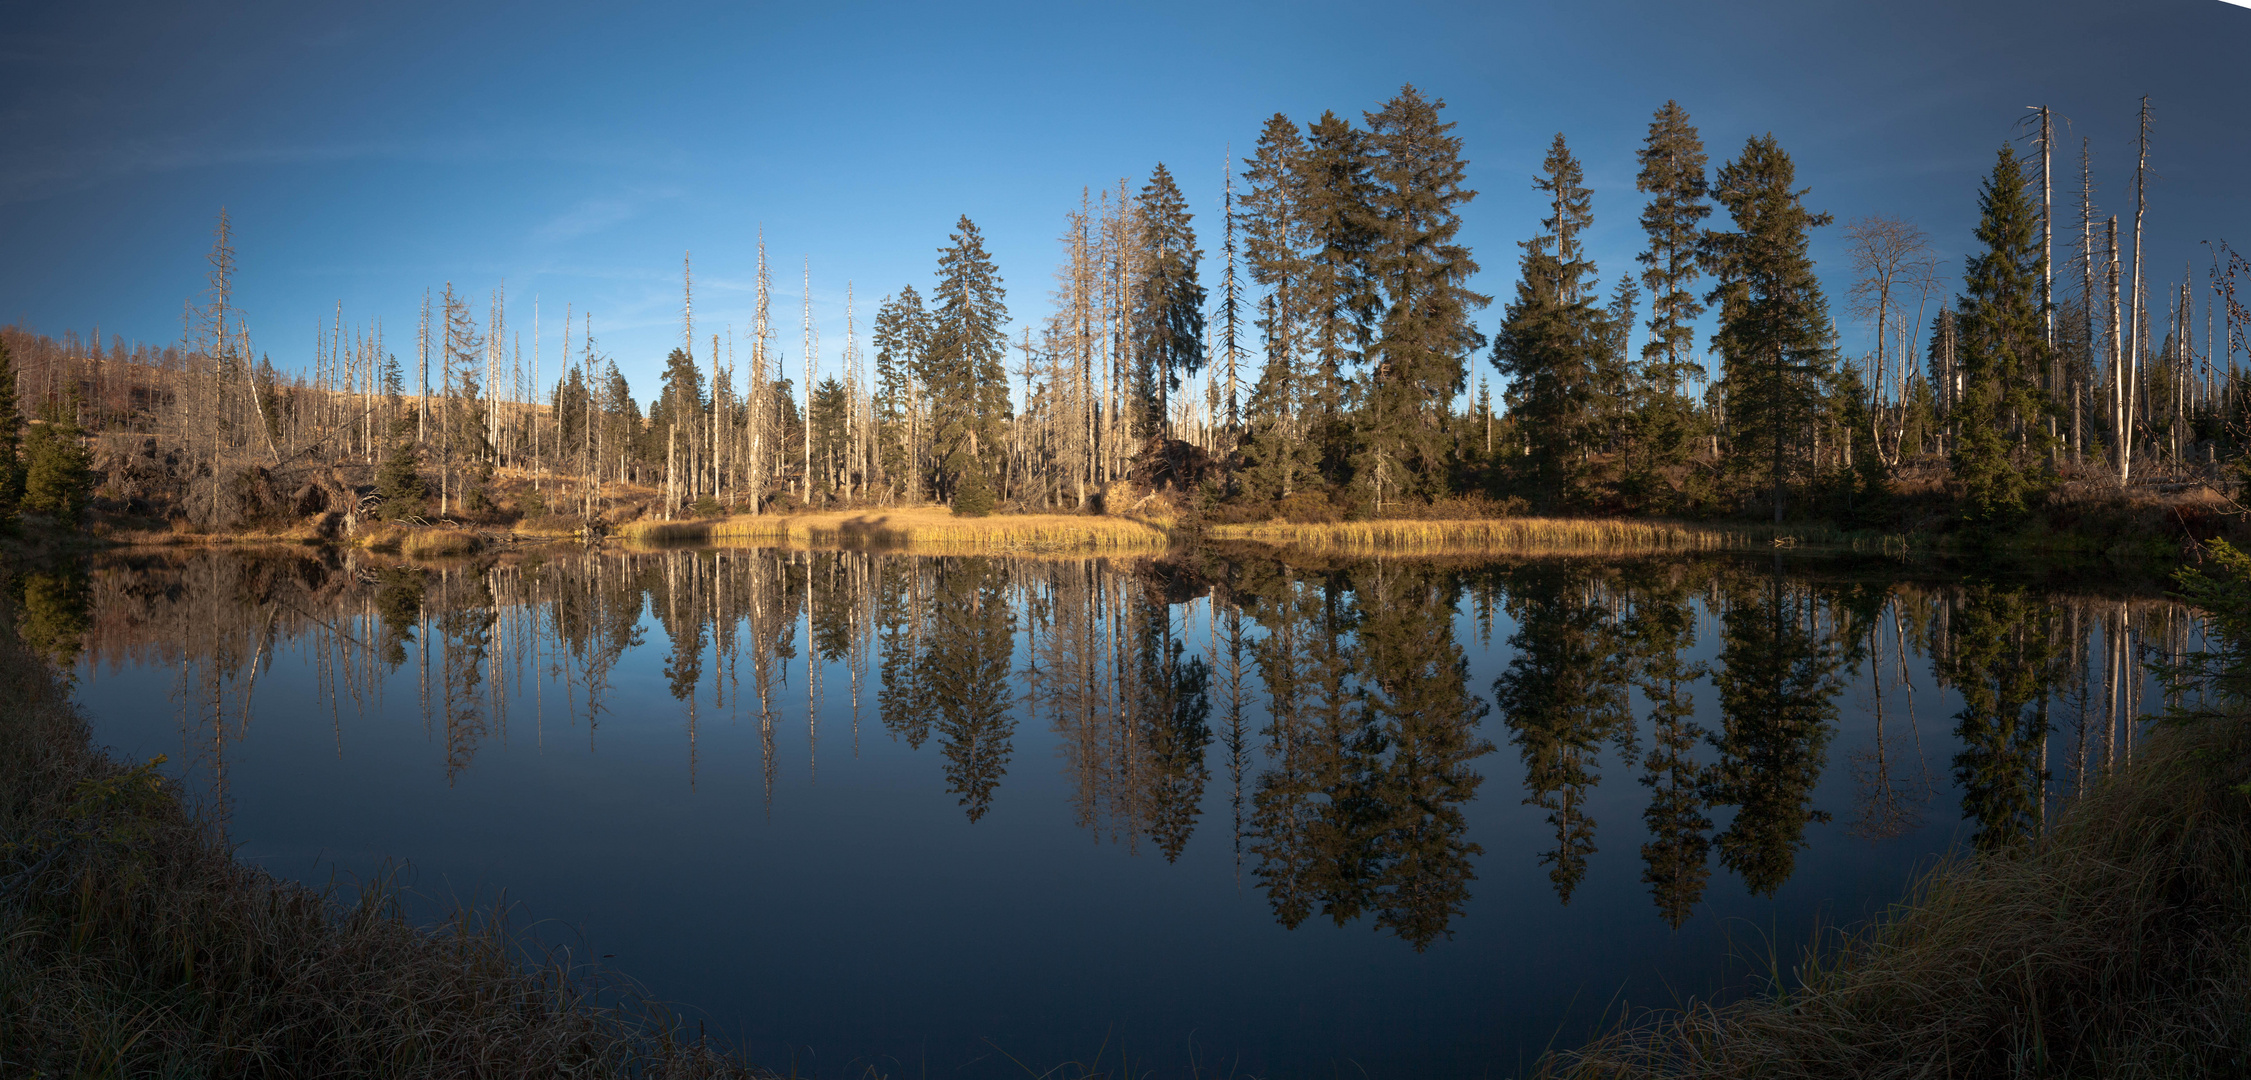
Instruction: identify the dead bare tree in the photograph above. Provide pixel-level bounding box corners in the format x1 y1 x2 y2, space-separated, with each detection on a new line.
1845 215 1938 466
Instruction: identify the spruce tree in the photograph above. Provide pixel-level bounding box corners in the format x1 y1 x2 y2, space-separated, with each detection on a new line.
872 286 928 487
1359 85 1488 505
1632 101 1712 492
375 423 427 521
1704 134 1837 523
924 216 1010 498
1238 115 1316 500
0 336 20 524
1493 134 1601 508
20 399 93 525
1298 109 1379 480
1134 164 1206 435
1952 145 2054 526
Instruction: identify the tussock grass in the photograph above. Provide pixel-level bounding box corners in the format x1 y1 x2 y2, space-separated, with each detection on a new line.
0 593 763 1077
619 506 1170 554
1542 713 2251 1079
1204 517 1866 556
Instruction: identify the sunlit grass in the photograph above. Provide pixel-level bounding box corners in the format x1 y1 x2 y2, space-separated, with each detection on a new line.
617 506 1171 554
1204 517 1866 556
1540 710 2251 1078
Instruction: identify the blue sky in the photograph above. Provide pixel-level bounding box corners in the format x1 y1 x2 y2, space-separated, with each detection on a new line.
3 0 2247 407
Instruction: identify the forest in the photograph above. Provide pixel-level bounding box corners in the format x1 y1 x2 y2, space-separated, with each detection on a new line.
0 87 2243 539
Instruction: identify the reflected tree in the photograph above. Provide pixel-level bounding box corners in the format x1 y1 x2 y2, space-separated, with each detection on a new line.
922 559 1017 821
1938 583 2058 850
1705 567 1843 897
1619 566 1711 928
1493 563 1631 904
1133 590 1212 861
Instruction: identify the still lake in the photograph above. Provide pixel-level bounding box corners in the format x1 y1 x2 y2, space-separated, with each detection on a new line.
46 544 2197 1078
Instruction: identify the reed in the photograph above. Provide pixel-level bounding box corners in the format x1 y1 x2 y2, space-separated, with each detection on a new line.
0 592 764 1077
618 506 1170 554
1204 517 1863 556
1541 710 2251 1079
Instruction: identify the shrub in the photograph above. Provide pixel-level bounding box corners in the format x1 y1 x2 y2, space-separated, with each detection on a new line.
691 494 724 518
20 402 94 525
1276 490 1340 524
952 469 996 517
374 439 426 521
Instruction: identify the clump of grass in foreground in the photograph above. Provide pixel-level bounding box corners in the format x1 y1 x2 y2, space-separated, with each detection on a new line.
1204 517 1877 556
1541 712 2251 1079
620 506 1169 553
0 596 764 1077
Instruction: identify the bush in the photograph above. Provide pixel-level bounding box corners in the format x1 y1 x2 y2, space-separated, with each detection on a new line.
374 439 426 522
691 495 724 519
20 403 94 525
1276 490 1340 524
951 469 996 517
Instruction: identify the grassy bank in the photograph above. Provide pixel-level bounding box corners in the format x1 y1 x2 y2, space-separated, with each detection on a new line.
1203 517 1897 557
618 505 1172 554
0 592 761 1077
1542 711 2251 1079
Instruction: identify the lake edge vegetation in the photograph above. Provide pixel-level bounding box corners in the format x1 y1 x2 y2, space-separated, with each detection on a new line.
0 578 767 1077
3 92 2246 562
1538 539 2251 1079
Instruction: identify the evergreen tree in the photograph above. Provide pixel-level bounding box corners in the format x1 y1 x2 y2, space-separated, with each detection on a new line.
0 336 20 524
810 375 850 493
1704 134 1837 522
374 422 427 521
1238 115 1317 500
1493 564 1631 904
923 216 1010 498
872 286 929 487
1596 274 1640 462
1134 164 1206 434
1493 134 1602 508
1359 85 1489 505
1938 583 2057 850
921 560 1017 821
1705 572 1841 897
20 399 94 525
1298 109 1379 478
1632 100 1712 491
1952 145 2055 526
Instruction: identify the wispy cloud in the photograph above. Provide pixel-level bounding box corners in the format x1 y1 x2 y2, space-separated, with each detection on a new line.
531 188 680 243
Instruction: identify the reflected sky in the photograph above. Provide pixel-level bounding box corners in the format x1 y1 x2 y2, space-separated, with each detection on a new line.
52 546 2203 1079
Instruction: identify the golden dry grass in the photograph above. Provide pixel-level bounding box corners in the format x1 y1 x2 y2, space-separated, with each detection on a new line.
618 506 1171 554
1541 713 2251 1079
1204 517 1830 557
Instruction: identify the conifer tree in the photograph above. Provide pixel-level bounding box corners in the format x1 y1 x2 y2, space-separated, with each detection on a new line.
1704 134 1837 522
1238 115 1316 500
924 216 1010 499
1952 145 2054 525
0 336 21 524
21 399 93 525
1359 85 1488 504
1298 109 1379 478
374 422 427 521
1493 134 1602 508
1632 101 1712 487
1134 164 1206 435
872 287 928 491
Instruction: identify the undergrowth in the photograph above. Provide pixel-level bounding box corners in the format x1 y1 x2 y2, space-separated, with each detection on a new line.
1539 708 2251 1079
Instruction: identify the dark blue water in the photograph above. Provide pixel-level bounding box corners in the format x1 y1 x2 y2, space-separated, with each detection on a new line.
54 547 2189 1078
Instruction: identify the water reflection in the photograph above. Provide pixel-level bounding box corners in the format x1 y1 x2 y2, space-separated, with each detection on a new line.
55 546 2212 948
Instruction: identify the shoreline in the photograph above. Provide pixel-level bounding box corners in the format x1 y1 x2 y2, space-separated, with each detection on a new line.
0 587 766 1077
